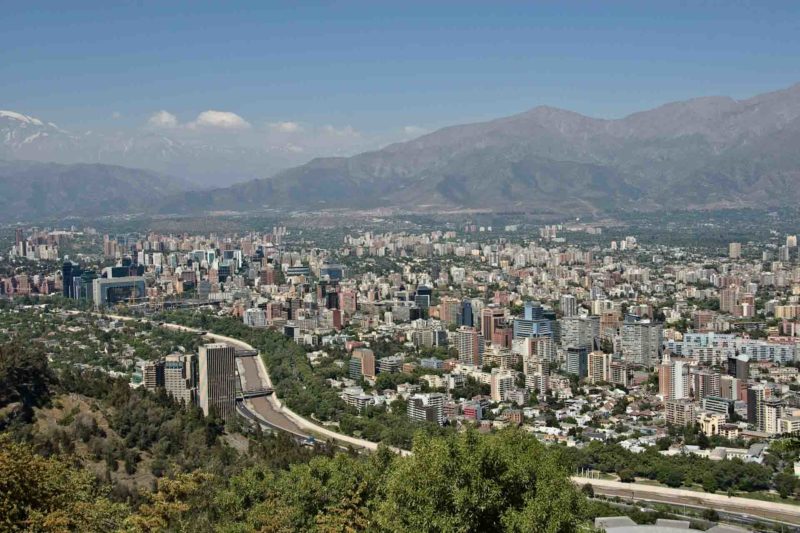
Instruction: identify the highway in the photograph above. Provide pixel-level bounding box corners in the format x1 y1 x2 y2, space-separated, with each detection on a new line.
574 477 800 527
81 312 799 525
155 317 410 454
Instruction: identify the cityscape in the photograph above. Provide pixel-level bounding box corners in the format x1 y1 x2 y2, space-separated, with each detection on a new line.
3 2 800 532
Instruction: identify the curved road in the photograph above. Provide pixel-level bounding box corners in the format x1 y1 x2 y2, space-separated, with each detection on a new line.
104 314 408 454
85 312 800 525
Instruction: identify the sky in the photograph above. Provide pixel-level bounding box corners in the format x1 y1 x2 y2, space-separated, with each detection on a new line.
2 1 800 160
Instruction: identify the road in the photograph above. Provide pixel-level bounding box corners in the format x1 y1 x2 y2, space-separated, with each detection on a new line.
79 312 798 524
154 317 410 454
574 477 800 526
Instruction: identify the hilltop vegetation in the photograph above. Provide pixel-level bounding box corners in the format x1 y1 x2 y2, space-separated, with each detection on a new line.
0 324 599 532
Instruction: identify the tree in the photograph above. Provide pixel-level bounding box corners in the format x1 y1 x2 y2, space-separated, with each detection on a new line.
618 469 635 483
774 472 797 499
0 436 129 531
377 428 586 532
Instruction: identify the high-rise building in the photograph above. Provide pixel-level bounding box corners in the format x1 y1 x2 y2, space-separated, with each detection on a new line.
481 307 505 341
455 326 484 366
609 360 629 387
746 384 766 429
560 294 578 317
438 297 461 326
350 347 376 379
658 355 689 400
164 353 196 404
91 276 146 307
198 343 237 422
720 287 739 313
490 369 515 402
763 399 784 435
565 347 589 379
665 399 695 426
560 316 600 350
457 300 474 328
407 393 445 425
143 360 165 391
727 356 750 381
588 351 611 383
691 369 720 400
729 242 741 259
621 316 663 367
512 301 552 338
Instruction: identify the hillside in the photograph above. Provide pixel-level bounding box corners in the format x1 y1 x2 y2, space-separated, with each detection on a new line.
165 82 800 214
0 159 189 221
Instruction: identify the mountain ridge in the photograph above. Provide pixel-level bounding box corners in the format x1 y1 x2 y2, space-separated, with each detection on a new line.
158 82 800 214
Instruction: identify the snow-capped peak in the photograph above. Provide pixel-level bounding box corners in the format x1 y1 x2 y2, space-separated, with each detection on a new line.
0 110 44 126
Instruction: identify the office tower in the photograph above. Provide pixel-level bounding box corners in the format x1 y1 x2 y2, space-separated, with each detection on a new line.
455 326 484 366
143 360 165 391
481 307 504 341
164 353 196 404
490 369 515 402
91 276 146 307
727 356 750 381
560 315 600 350
620 316 663 367
438 297 461 326
513 301 552 338
407 393 445 425
198 343 237 422
565 347 589 379
588 351 611 384
457 299 474 327
414 285 432 309
560 294 578 317
61 261 77 298
350 347 376 379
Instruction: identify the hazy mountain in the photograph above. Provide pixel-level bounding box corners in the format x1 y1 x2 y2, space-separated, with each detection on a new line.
0 111 299 188
0 159 189 222
166 82 800 214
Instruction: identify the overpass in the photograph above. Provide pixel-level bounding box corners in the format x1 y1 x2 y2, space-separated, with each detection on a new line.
236 387 273 400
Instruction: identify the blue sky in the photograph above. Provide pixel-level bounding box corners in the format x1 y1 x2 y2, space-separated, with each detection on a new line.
2 1 800 136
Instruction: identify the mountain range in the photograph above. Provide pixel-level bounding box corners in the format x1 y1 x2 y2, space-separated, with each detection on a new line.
0 111 302 188
0 159 188 221
5 82 800 220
